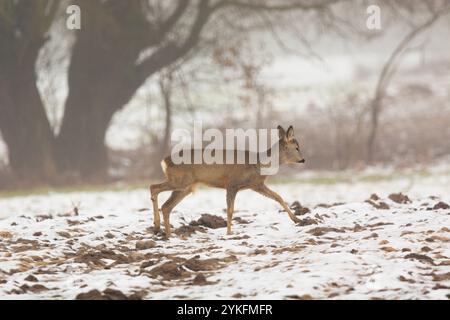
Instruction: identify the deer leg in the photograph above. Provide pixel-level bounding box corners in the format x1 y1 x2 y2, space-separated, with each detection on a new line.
226 188 238 235
252 184 300 224
150 181 174 234
161 188 191 237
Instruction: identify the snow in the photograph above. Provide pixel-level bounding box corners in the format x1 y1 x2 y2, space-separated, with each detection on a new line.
0 170 449 299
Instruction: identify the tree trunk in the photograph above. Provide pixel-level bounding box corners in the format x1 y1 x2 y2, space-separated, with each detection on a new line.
0 45 57 183
159 75 173 156
55 73 137 178
54 35 139 178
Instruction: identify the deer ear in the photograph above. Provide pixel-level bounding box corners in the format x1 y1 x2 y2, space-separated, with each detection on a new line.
277 125 286 140
286 126 294 141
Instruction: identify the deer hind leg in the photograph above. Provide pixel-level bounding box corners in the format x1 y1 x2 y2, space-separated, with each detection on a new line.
161 188 192 237
150 181 175 234
226 188 238 235
252 184 300 224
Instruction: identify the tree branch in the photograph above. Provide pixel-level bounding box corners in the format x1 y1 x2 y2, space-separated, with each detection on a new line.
159 0 191 35
135 0 212 85
213 0 343 11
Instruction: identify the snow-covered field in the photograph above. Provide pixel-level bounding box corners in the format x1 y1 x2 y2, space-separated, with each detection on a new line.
0 169 449 300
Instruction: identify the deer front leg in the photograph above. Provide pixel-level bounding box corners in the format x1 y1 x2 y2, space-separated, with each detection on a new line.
226 188 238 235
252 184 300 224
150 181 173 234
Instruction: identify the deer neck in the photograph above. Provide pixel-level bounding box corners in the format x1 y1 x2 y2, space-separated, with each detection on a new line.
258 139 285 168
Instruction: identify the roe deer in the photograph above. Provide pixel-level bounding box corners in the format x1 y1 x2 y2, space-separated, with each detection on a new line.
150 125 305 237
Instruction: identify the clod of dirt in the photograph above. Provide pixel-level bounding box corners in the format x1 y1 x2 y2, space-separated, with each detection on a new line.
105 232 115 239
363 232 378 240
290 201 311 215
33 232 42 237
184 256 221 272
75 288 142 300
192 274 208 285
233 217 250 224
76 289 114 300
296 218 318 226
365 199 390 210
388 193 411 204
431 272 450 282
12 239 40 252
398 275 415 284
368 222 393 228
174 225 206 237
429 235 450 242
101 288 130 300
135 240 156 250
36 214 53 222
140 260 158 269
307 227 345 236
190 214 227 229
19 284 48 293
0 231 13 239
316 202 345 208
249 249 267 256
74 249 130 267
24 275 38 282
149 261 188 280
370 194 380 201
57 231 71 238
404 253 434 265
285 294 313 300
433 201 450 210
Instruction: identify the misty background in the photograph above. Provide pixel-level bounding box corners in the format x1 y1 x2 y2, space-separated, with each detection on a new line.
1 0 450 190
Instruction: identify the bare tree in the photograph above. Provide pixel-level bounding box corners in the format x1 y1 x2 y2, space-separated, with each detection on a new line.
366 2 450 163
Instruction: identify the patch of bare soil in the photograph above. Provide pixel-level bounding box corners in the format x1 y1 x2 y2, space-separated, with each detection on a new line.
404 253 434 265
174 225 206 237
365 194 390 210
0 231 13 238
75 288 144 300
296 218 318 226
389 193 411 204
191 273 215 286
190 214 227 229
285 294 314 300
433 201 450 210
431 272 450 282
315 202 345 208
145 254 238 281
307 227 345 236
135 240 156 250
233 217 250 224
184 256 221 272
290 201 311 215
72 248 131 267
11 284 49 294
148 261 189 280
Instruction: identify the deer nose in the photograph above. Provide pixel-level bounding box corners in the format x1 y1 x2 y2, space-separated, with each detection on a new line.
298 159 305 163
